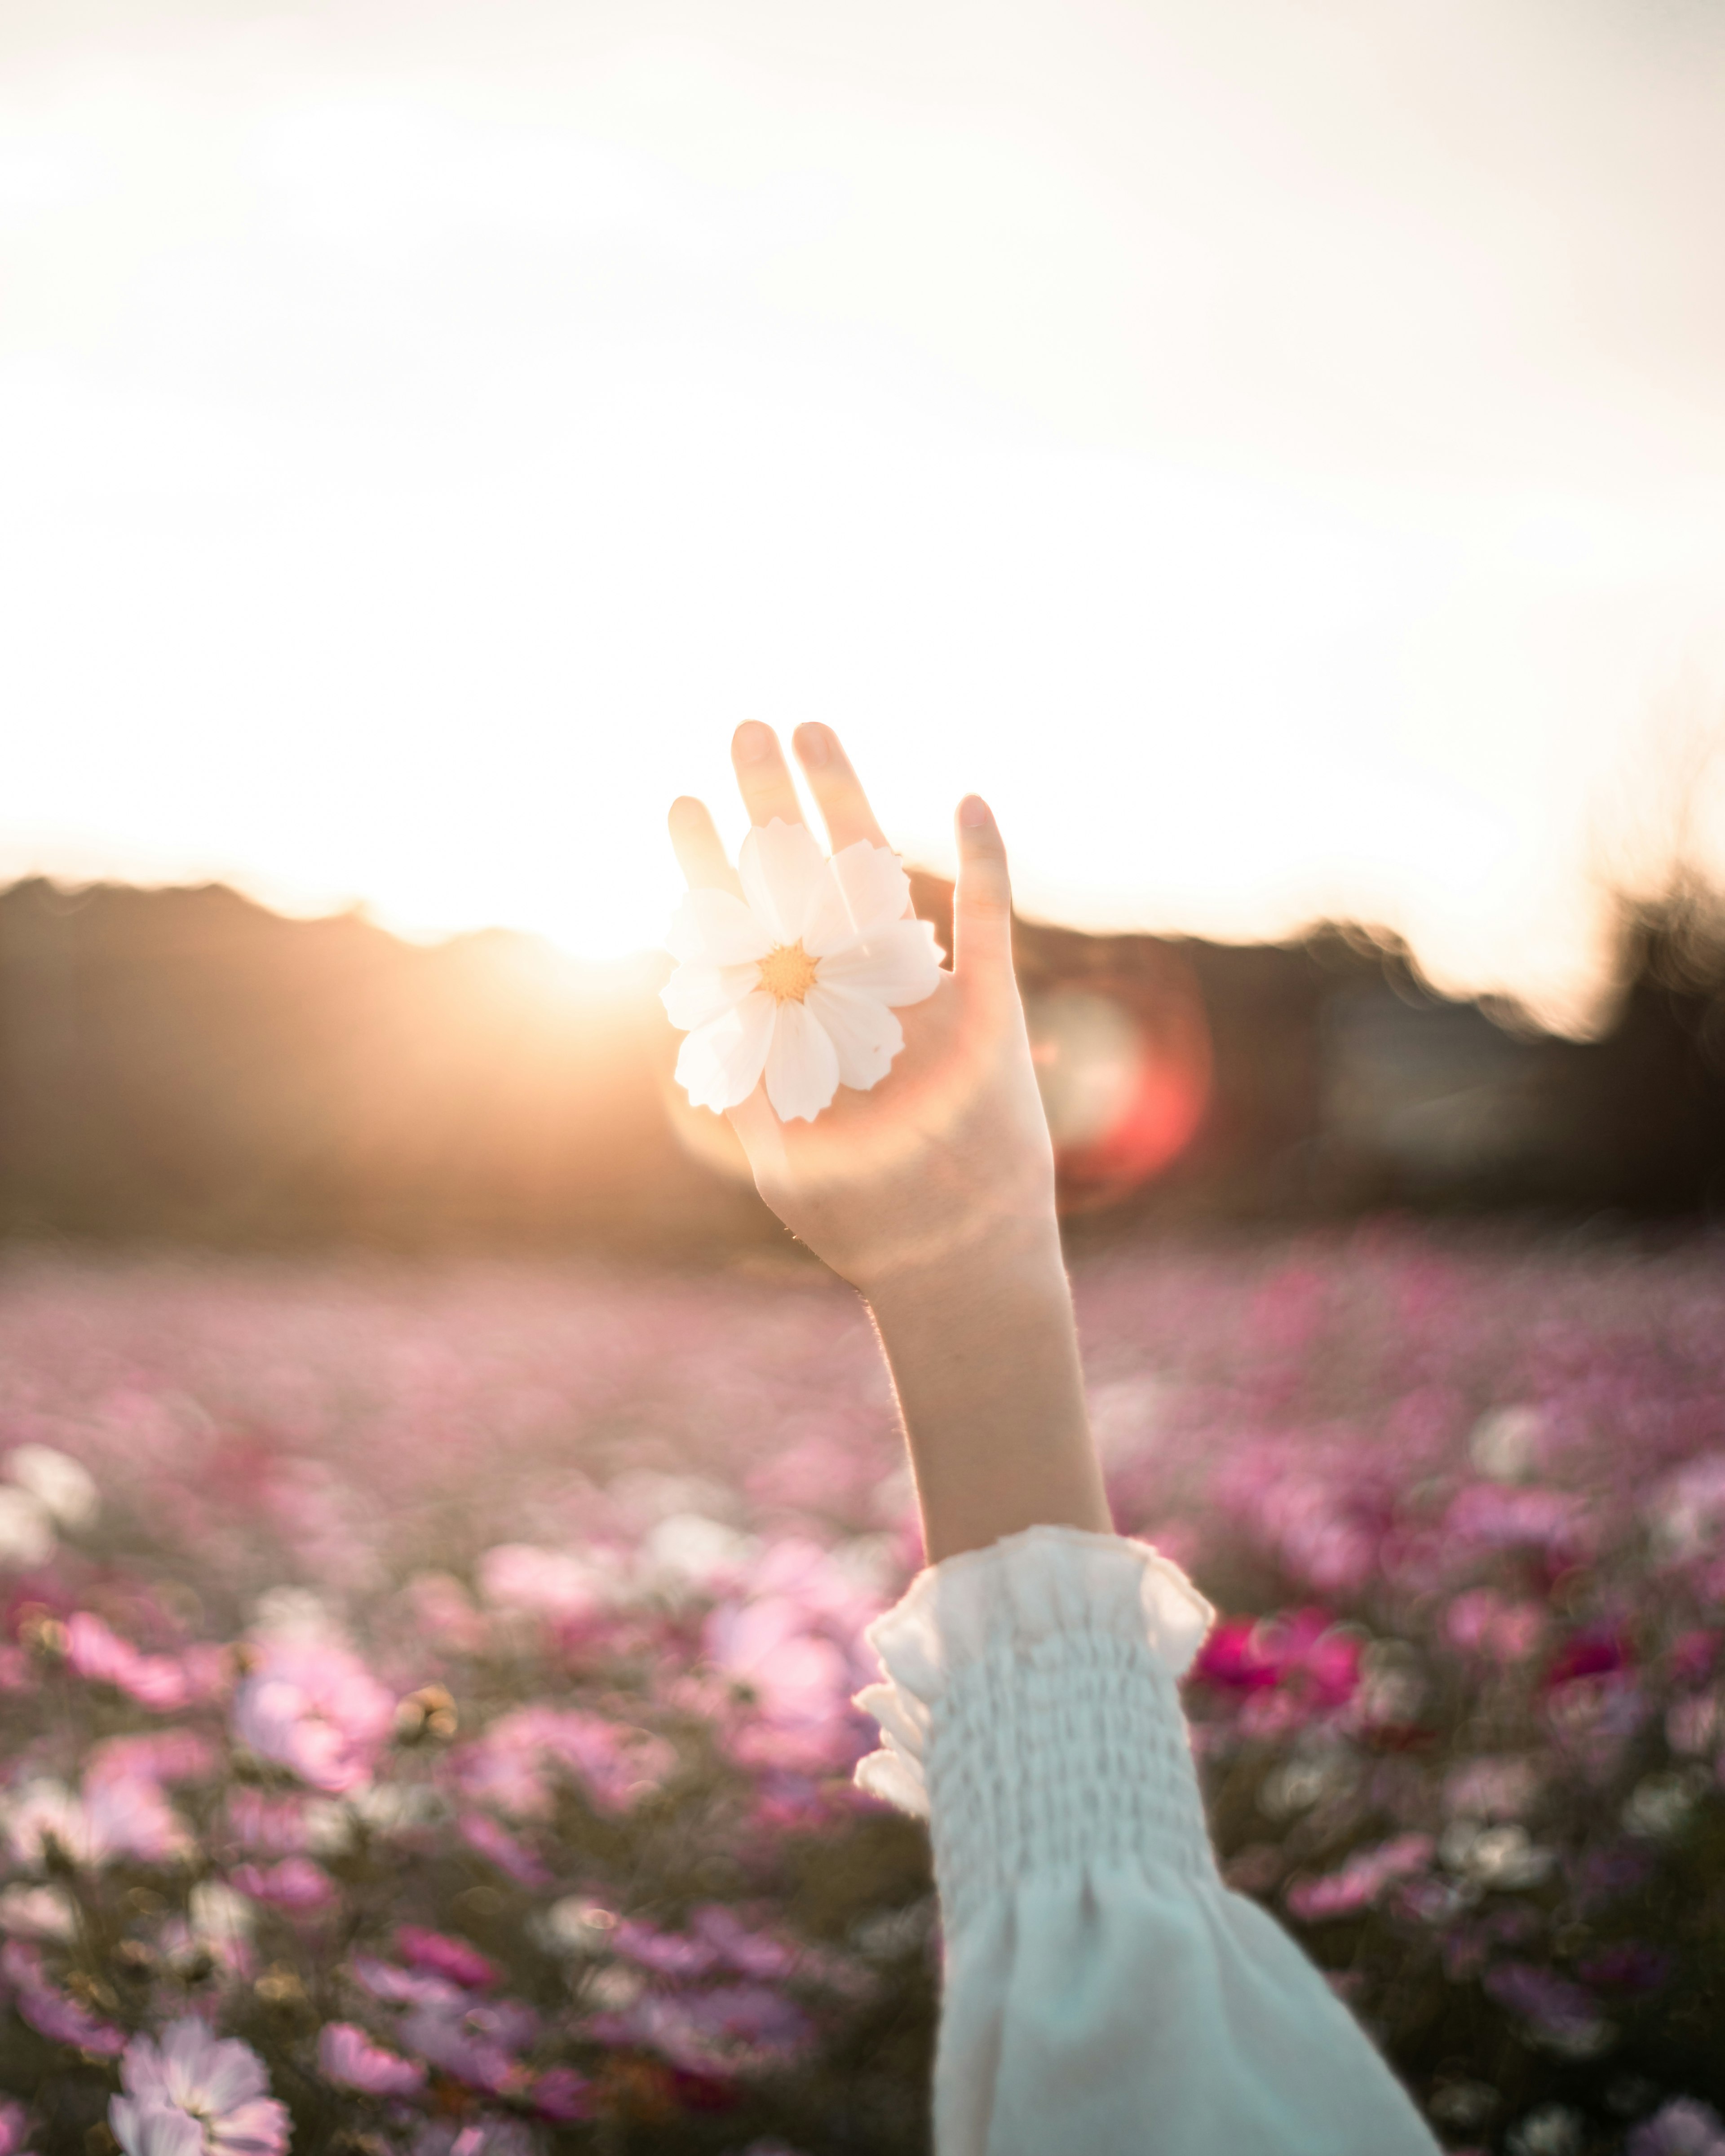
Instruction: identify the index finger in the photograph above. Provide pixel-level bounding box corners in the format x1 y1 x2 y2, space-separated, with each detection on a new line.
668 795 744 899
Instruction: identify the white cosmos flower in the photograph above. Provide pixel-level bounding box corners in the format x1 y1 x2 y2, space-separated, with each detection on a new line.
663 819 942 1122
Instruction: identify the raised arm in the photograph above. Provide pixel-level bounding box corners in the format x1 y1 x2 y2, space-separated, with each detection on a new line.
665 725 1438 2156
667 718 1109 1561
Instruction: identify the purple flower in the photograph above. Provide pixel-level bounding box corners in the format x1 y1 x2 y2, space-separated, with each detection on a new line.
1628 2101 1725 2156
317 2021 427 2097
111 2018 288 2156
1482 1962 1611 2056
454 1812 552 1888
231 1639 395 1795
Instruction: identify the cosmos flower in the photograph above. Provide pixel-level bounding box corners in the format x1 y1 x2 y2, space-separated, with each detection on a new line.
317 2021 427 2097
230 1638 395 1795
111 2019 288 2156
662 819 941 1122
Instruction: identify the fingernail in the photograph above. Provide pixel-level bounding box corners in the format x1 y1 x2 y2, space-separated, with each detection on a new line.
798 725 830 768
735 721 772 764
960 795 991 829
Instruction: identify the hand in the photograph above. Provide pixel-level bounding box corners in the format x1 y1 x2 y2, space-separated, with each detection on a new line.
668 722 1111 1560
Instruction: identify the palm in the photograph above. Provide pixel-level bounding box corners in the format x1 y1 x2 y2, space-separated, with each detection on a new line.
668 726 1054 1293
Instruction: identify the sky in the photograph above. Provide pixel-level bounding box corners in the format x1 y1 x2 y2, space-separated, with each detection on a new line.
4 0 1725 1030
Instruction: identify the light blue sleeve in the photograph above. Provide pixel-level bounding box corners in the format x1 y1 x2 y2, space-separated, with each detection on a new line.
856 1524 1440 2156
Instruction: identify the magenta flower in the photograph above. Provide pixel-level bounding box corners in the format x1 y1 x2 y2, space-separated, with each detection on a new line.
317 2020 427 2097
230 1639 395 1794
0 2097 33 2156
111 2019 288 2155
397 1926 500 1990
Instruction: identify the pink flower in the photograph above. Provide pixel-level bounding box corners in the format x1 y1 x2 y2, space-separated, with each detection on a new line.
66 1613 199 1713
454 1706 674 1819
111 2019 288 2155
229 1857 336 1913
1 1940 125 2056
4 1774 184 1869
1285 1834 1434 1922
397 1926 499 1990
528 2067 595 2122
455 1812 552 1888
317 2021 427 2097
0 2097 34 2156
230 1639 395 1794
397 2004 519 2094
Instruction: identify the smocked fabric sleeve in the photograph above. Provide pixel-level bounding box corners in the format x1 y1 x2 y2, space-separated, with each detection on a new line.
854 1524 1438 2156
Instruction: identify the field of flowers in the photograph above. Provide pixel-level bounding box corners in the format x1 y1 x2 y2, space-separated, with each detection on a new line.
1 1226 1723 2156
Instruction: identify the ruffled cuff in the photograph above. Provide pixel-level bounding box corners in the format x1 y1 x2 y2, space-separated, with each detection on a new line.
854 1525 1217 1930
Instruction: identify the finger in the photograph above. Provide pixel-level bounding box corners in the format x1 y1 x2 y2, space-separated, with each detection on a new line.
668 795 743 898
952 794 1016 994
791 724 888 853
731 721 806 830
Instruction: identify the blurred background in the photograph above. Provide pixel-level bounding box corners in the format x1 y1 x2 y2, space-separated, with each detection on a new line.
4 0 1725 1245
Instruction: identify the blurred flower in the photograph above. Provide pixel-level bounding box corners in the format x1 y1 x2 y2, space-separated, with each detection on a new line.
1285 1833 1433 1921
1442 1755 1542 1820
0 1883 74 1941
0 1488 55 1569
1628 2099 1725 2155
455 1812 551 1887
1622 1770 1703 1840
230 1638 395 1794
1578 1941 1674 1994
112 2019 287 2156
456 1704 675 1818
0 2097 32 2156
397 1926 499 1989
1445 1589 1547 1665
1438 1820 1555 1890
1483 1963 1612 2059
1467 1405 1545 1483
66 1613 202 1712
230 1857 337 1913
4 1445 99 1530
317 2020 427 2097
3 1773 185 1869
1 1940 125 2055
1507 2106 1584 2156
663 820 940 1121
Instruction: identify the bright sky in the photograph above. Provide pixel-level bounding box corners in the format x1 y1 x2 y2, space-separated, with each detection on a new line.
6 0 1725 1029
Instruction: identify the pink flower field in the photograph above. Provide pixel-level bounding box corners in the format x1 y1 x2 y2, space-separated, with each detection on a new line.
1 1228 1723 2155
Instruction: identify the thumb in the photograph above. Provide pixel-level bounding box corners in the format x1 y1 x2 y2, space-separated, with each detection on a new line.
952 794 1017 992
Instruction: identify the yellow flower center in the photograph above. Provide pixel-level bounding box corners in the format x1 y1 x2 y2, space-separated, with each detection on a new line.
756 941 820 1004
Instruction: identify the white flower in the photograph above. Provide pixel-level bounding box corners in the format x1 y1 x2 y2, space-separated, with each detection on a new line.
662 819 942 1122
0 1487 54 1570
5 1443 99 1531
111 2018 288 2156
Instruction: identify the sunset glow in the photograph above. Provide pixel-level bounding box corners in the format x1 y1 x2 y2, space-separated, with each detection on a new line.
5 2 1725 1029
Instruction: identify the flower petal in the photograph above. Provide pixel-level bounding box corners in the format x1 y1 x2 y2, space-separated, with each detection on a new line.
660 962 761 1034
666 889 772 968
739 819 827 947
763 1000 842 1122
802 841 913 957
675 992 777 1112
804 983 904 1091
815 918 942 1008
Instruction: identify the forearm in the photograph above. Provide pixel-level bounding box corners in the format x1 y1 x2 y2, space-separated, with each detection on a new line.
865 1226 1112 1563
